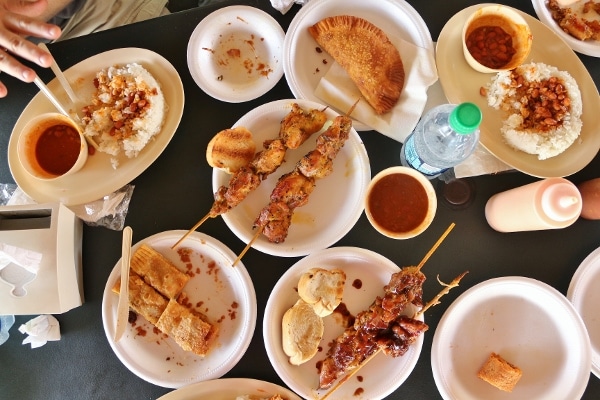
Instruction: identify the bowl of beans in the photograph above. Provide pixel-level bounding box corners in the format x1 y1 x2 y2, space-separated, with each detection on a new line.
17 112 88 181
462 4 532 73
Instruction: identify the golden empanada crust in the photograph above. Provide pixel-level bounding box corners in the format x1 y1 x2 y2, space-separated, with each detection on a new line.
308 15 405 115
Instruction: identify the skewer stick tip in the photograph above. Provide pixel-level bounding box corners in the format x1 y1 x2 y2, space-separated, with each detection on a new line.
171 212 211 250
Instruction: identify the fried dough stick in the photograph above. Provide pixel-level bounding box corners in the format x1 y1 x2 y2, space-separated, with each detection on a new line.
172 104 327 249
253 114 352 244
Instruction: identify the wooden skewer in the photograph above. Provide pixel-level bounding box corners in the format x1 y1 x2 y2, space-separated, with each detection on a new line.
416 222 455 272
319 269 468 400
232 226 264 266
171 212 211 250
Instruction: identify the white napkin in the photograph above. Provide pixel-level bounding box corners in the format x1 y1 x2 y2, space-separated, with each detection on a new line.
0 243 43 275
18 315 61 348
270 0 310 14
314 38 439 143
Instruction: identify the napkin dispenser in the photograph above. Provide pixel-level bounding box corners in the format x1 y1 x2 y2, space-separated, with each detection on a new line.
0 202 84 315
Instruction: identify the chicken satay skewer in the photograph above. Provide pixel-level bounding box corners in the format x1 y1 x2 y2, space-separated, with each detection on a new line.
172 105 327 250
319 270 468 400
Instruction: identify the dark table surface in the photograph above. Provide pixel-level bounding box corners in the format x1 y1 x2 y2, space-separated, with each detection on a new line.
1 0 599 399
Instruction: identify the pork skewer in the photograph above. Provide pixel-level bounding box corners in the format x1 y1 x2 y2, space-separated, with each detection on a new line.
171 104 327 250
317 223 456 393
319 270 468 400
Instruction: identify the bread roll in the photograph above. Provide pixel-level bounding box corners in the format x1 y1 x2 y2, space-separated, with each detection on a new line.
282 299 324 365
298 268 346 317
206 127 256 174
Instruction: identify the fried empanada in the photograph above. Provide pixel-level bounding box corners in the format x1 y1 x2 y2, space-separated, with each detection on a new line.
308 15 404 115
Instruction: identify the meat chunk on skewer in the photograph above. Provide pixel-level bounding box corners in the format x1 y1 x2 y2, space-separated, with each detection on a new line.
296 149 334 179
209 166 261 217
250 139 286 176
269 171 316 209
279 103 329 149
254 201 293 244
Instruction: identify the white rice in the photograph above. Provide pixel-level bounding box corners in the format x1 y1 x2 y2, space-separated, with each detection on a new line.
486 62 583 160
81 63 167 168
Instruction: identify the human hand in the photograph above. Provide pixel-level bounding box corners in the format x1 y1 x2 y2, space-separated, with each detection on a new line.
0 3 61 97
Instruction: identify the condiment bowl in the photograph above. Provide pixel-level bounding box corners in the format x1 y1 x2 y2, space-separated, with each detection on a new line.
462 4 532 73
365 166 437 240
17 112 88 181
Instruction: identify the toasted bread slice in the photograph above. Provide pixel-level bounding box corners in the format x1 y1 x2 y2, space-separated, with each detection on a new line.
282 299 324 365
298 268 346 317
308 15 404 114
129 244 190 299
156 299 217 356
112 271 168 325
206 126 256 174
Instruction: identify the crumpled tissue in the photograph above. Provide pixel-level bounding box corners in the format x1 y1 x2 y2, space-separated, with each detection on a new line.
0 243 43 275
18 315 61 348
270 0 310 14
314 38 438 143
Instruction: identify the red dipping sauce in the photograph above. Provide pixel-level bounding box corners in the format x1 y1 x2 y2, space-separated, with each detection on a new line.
35 124 82 175
365 167 436 239
368 173 429 234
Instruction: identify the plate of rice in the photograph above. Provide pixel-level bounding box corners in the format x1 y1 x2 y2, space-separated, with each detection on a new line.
436 5 600 178
7 48 184 206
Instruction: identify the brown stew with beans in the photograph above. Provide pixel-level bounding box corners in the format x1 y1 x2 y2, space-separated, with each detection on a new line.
466 25 516 69
35 124 81 175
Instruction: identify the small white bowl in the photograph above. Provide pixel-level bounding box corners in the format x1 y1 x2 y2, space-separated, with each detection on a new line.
17 112 88 181
365 166 437 240
462 4 532 73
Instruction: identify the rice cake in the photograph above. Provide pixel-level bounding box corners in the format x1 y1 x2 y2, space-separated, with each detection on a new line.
112 271 168 325
156 299 216 356
308 15 404 115
130 244 190 299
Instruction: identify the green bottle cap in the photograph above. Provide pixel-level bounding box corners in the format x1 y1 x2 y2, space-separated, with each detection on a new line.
449 102 482 134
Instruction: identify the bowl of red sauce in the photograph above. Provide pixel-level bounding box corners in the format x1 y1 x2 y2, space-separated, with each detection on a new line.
462 4 532 73
365 166 437 240
17 112 88 181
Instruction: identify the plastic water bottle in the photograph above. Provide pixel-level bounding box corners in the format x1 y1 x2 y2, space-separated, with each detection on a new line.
400 103 482 179
0 315 15 345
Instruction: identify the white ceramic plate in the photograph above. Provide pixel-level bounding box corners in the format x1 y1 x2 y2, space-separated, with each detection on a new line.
568 246 600 379
101 230 257 388
436 5 600 178
263 247 424 400
7 48 184 206
431 276 591 400
187 5 284 102
283 0 434 132
213 99 370 257
157 378 301 400
531 0 600 57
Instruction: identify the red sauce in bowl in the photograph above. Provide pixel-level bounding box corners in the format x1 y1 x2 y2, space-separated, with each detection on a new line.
367 173 429 234
35 123 81 175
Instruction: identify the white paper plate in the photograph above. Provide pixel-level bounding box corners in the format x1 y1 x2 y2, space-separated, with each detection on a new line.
531 0 600 57
568 246 600 379
213 99 370 257
102 230 256 388
431 276 591 400
263 247 424 400
436 5 600 178
157 378 301 400
187 5 284 102
283 0 434 131
7 48 184 206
